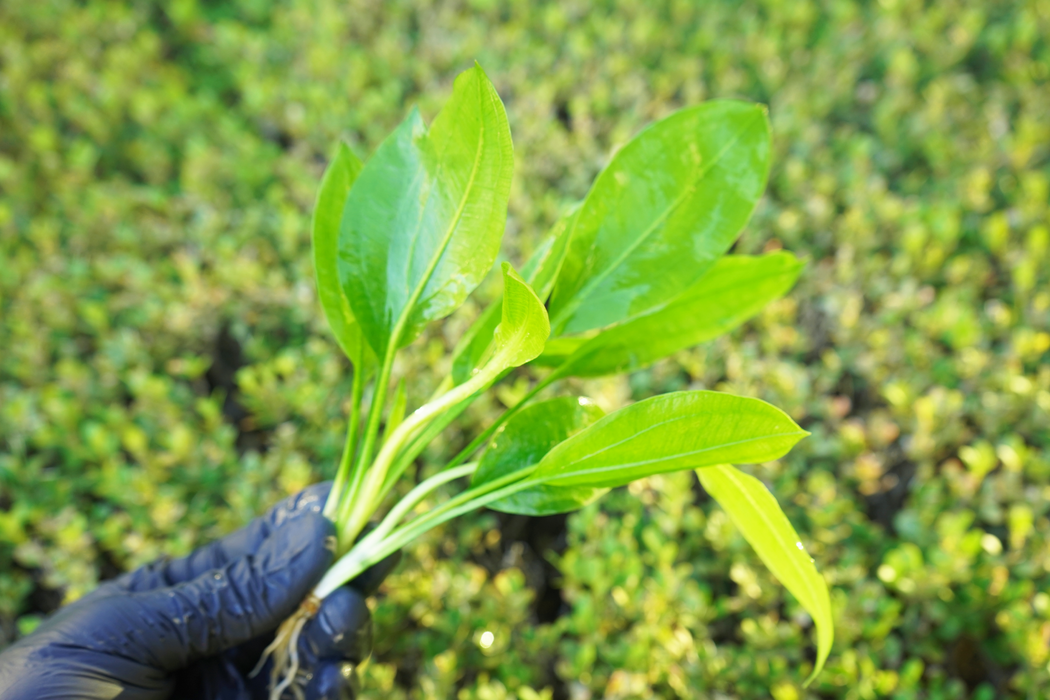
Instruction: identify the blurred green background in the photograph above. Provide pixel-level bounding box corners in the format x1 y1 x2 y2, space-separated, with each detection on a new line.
1 0 1049 698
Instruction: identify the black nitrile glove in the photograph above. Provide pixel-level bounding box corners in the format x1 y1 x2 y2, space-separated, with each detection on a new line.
0 483 397 700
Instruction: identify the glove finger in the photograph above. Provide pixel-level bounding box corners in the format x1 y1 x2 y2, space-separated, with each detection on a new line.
304 661 358 700
116 483 333 592
134 508 334 670
299 586 372 663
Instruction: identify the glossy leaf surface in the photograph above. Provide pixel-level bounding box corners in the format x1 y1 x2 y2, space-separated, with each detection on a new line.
451 209 577 386
313 142 370 366
547 252 803 376
535 391 807 487
472 396 606 515
697 464 832 685
338 64 513 355
548 101 771 336
488 263 550 372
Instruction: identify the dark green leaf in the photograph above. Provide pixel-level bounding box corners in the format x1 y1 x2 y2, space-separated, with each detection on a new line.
697 464 833 685
339 64 513 356
534 391 807 487
548 101 771 336
544 252 803 376
472 396 606 515
313 142 371 367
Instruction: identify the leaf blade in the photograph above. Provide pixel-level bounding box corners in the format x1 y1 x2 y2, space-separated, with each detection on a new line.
548 101 771 336
697 464 833 685
313 142 369 366
535 391 807 488
339 64 513 356
553 252 803 376
472 396 606 515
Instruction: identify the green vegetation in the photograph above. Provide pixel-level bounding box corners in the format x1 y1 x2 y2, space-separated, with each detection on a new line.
1 1 1048 698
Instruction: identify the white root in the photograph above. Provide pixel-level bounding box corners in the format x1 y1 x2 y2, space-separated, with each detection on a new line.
250 594 322 700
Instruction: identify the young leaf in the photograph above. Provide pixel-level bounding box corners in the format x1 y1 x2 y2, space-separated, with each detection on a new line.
697 464 833 685
547 101 771 336
472 396 606 515
488 263 550 372
540 252 804 376
451 208 577 386
534 391 807 487
313 142 371 367
338 63 513 356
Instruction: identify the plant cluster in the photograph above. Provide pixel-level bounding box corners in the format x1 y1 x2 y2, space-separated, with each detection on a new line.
1 1 1049 698
256 63 827 696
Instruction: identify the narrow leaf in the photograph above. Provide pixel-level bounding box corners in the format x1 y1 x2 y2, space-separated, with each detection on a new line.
339 63 514 356
548 101 771 336
697 464 832 685
312 142 371 367
545 252 803 376
535 391 807 488
472 396 606 515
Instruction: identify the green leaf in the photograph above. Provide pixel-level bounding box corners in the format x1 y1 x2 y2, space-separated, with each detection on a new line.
472 396 606 515
450 301 501 387
697 464 833 685
547 101 771 336
521 206 577 303
534 391 807 487
544 252 803 376
488 263 550 372
312 142 371 367
451 208 577 386
339 63 513 356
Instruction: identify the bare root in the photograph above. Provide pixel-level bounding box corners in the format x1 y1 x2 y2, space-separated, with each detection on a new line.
250 594 322 700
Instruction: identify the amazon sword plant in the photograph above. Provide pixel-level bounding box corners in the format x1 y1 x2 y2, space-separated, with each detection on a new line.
258 63 833 697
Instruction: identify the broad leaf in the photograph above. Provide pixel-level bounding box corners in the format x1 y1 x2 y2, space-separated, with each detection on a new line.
313 142 371 367
339 63 513 356
548 101 771 336
535 391 807 487
450 211 574 386
488 263 550 372
472 396 606 515
697 464 832 685
540 252 803 376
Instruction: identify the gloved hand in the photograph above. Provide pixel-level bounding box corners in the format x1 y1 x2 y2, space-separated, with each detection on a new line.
0 483 396 700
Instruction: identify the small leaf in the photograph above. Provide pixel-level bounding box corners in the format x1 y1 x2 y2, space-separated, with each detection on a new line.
547 252 803 376
339 63 514 356
534 391 807 487
548 101 771 336
312 142 371 367
697 464 833 685
489 263 550 372
472 396 606 515
451 209 577 386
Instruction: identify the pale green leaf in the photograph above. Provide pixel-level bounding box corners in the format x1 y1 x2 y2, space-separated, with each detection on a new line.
697 464 833 685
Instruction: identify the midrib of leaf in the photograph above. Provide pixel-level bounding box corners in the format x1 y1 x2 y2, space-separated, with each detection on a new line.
712 464 826 628
388 80 488 354
553 108 762 331
546 430 806 483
